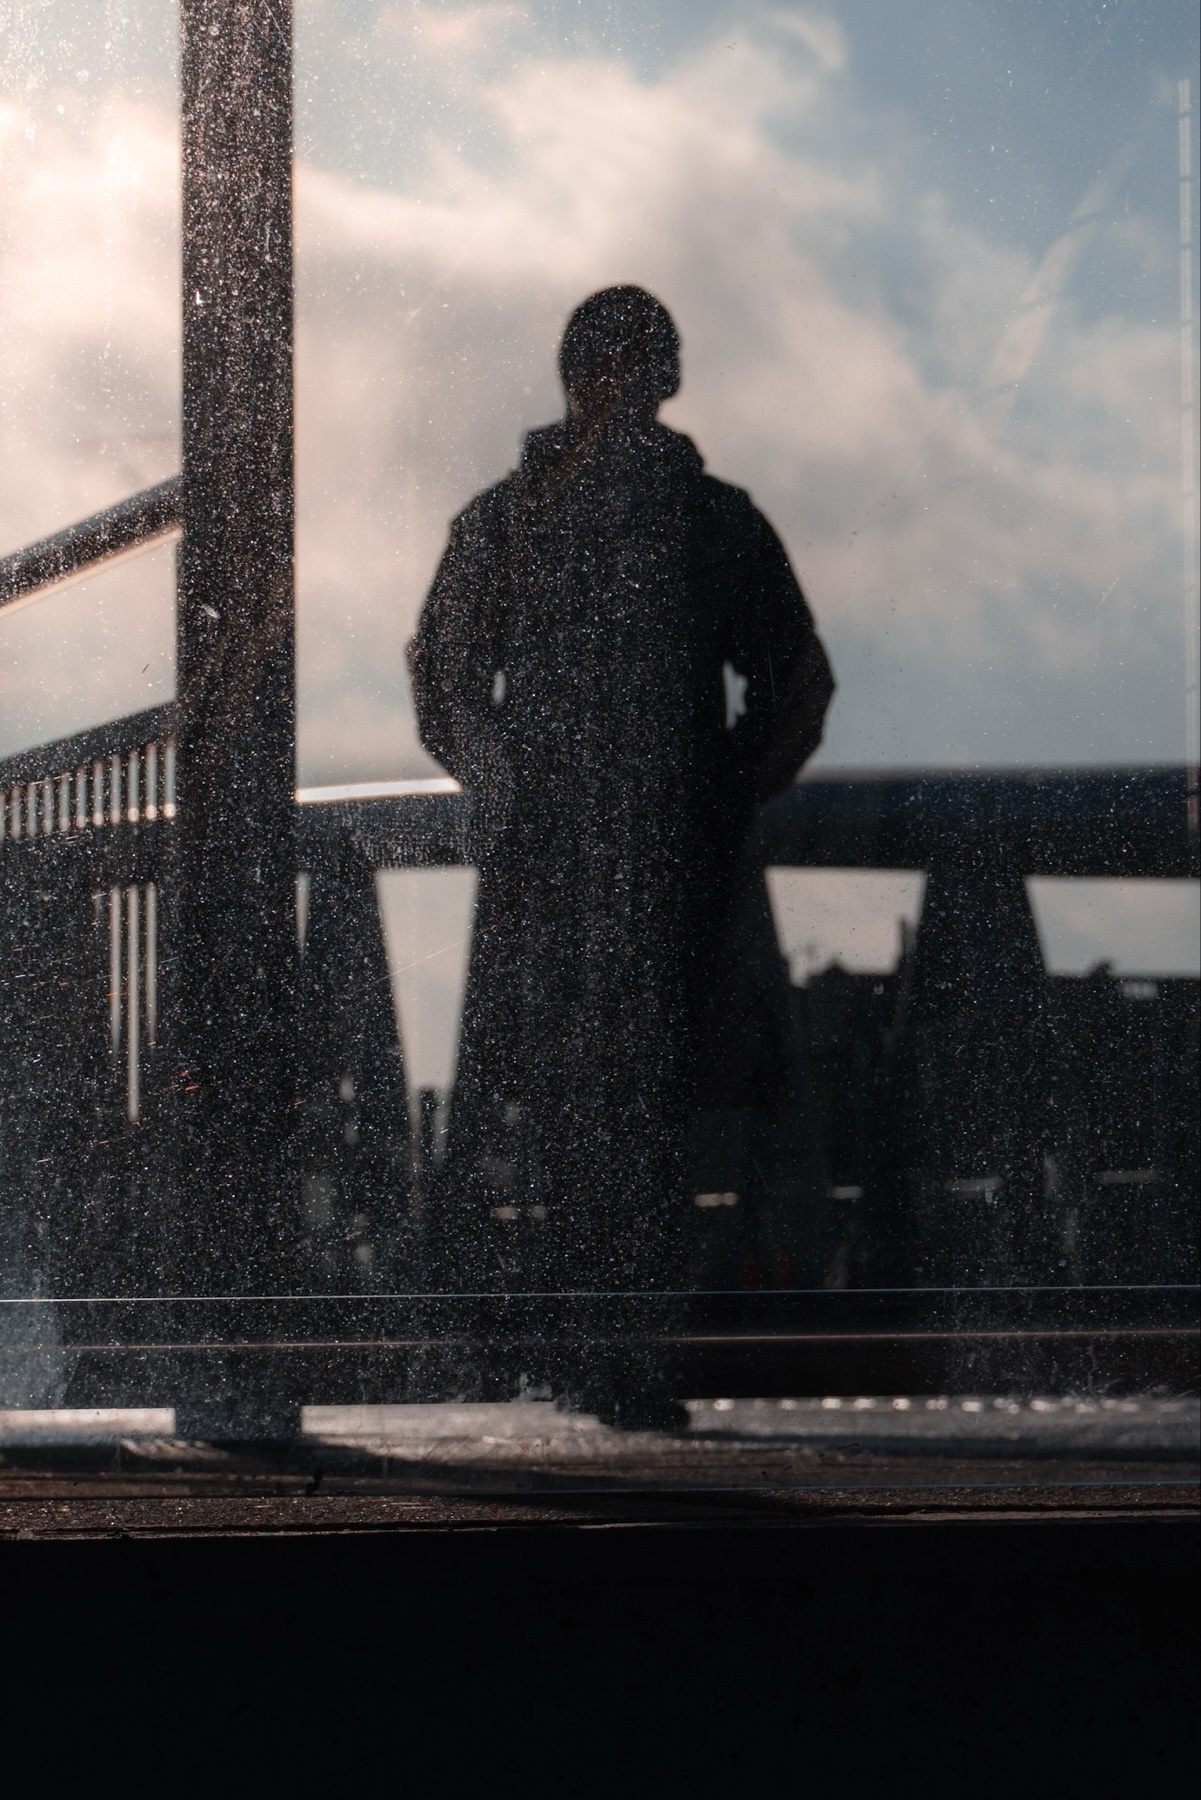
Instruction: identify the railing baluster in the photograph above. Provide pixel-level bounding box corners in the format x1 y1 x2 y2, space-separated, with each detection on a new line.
127 750 141 824
145 743 159 822
146 880 158 1048
0 737 171 841
109 885 122 1059
126 884 141 1121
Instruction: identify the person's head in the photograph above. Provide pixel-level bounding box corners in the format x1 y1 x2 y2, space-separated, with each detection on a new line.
558 286 680 423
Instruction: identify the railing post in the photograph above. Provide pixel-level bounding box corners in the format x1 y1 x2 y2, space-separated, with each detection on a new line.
171 1 296 1290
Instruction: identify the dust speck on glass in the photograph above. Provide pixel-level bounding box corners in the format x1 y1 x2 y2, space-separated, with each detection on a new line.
0 1 1196 1458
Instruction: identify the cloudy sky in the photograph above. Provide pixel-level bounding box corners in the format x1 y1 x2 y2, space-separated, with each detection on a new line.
1 0 1198 782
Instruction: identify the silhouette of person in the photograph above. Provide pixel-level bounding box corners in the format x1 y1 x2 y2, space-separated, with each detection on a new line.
408 286 833 1310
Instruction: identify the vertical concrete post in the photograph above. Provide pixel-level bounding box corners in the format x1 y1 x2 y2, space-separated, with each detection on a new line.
172 0 296 1290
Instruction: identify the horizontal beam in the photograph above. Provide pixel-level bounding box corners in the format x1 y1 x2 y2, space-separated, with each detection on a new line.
5 726 1200 879
760 766 1200 878
47 1334 1199 1409
0 479 181 613
31 1282 1198 1405
12 1283 1194 1344
297 788 477 868
297 768 1201 878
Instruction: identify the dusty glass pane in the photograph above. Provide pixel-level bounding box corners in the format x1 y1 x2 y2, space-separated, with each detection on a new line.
0 3 1196 1466
290 0 1199 1318
0 2 179 554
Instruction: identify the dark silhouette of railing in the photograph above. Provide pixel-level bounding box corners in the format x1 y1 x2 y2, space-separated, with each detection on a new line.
3 714 1196 1295
762 771 1198 1291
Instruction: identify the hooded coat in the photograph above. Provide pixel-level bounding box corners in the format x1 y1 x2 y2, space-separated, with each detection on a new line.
408 418 833 1289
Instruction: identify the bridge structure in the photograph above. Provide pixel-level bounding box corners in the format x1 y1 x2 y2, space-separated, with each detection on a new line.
0 3 1196 1426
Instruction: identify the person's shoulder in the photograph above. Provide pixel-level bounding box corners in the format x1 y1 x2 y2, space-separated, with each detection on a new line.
687 460 768 555
519 420 569 476
450 421 572 530
448 471 520 540
696 469 754 516
698 471 789 560
665 432 754 526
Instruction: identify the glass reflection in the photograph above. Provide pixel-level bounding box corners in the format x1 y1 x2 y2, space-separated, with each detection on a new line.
0 3 1196 1454
289 1 1197 1307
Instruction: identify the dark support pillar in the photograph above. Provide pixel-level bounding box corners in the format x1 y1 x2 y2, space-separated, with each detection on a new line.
879 858 1056 1285
171 1 296 1291
295 851 414 1290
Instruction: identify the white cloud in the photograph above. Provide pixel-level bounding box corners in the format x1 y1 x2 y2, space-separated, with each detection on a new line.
0 13 1188 777
0 537 175 760
293 24 1185 777
373 1 530 57
770 8 848 74
0 95 179 555
0 91 178 756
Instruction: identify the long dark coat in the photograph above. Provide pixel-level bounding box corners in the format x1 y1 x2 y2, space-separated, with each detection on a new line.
408 419 833 1289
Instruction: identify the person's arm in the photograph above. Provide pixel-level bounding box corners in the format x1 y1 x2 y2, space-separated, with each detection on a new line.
742 513 835 802
406 493 512 808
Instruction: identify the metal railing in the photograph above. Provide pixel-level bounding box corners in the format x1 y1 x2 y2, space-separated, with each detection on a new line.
4 692 1197 1279
1 706 176 844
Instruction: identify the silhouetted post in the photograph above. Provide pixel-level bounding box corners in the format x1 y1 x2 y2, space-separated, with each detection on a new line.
884 855 1053 1285
171 0 296 1289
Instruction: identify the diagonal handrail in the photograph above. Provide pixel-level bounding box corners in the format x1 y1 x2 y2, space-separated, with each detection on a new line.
0 477 181 613
0 702 177 794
